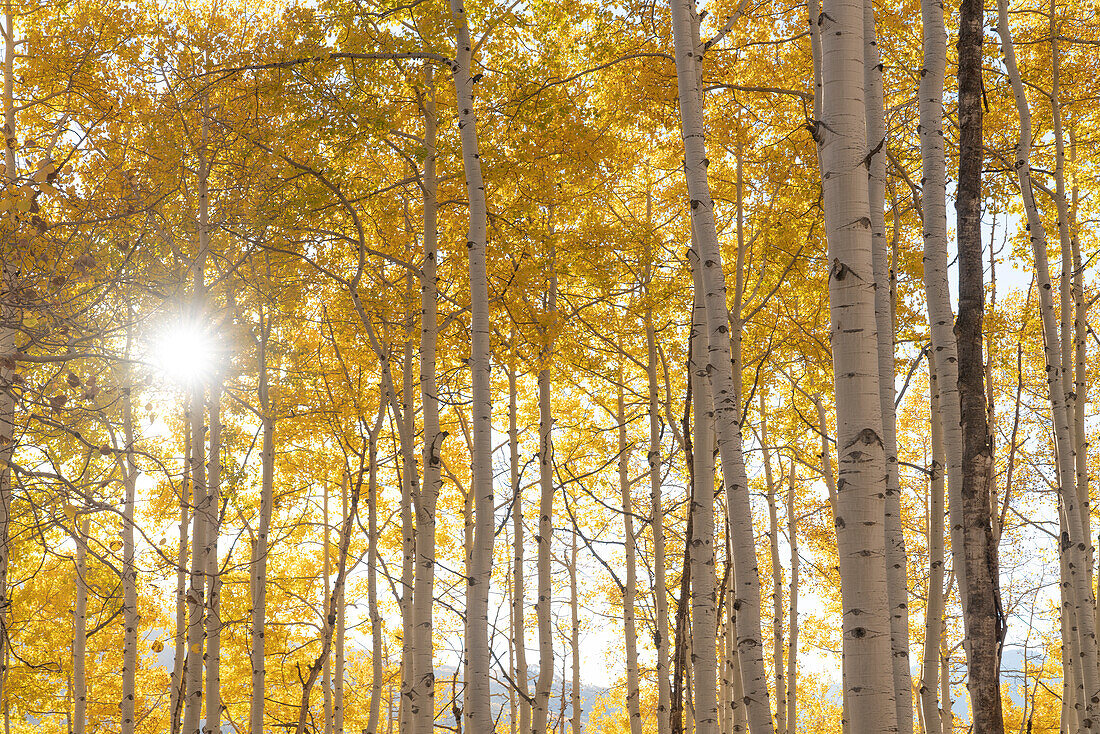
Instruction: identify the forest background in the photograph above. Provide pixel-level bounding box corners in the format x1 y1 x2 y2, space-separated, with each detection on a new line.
0 0 1096 732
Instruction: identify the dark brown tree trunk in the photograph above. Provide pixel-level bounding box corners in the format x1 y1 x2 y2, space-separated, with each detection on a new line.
955 0 1005 729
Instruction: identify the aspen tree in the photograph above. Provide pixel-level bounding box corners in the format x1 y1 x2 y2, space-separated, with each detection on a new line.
335 472 347 734
413 66 444 734
570 528 581 734
73 515 89 734
646 251 671 734
919 0 968 614
120 326 138 734
205 377 223 734
618 368 644 734
183 102 211 734
920 355 945 734
689 292 718 734
0 5 16 712
956 0 1005 727
447 2 493 731
785 463 797 734
172 401 192 734
669 2 774 731
995 0 1099 722
251 310 275 734
759 405 786 734
510 349 531 734
863 0 912 723
813 0 898 726
367 400 385 734
533 249 558 734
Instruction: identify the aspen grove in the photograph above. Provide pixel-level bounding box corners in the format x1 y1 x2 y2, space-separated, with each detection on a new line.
4 0 1100 732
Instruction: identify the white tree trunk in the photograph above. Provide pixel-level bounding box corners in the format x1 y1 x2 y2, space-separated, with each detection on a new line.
668 3 775 731
618 372 644 734
786 463 798 734
689 295 719 734
121 328 138 734
445 4 493 731
863 1 912 725
172 400 192 734
814 0 898 727
919 353 945 734
367 402 385 734
205 380 222 734
413 65 444 734
918 0 967 610
510 352 531 734
251 316 275 734
183 107 210 733
570 529 581 734
759 407 786 734
73 515 90 734
996 0 1100 718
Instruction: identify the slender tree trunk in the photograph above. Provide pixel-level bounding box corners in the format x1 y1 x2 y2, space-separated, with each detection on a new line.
172 401 192 734
121 325 138 734
446 4 493 730
510 350 531 734
412 65 444 734
646 270 671 734
570 529 581 734
956 0 1006 730
335 472 347 734
812 0 898 726
786 463 798 734
0 8 17 715
183 105 211 733
920 354 945 734
759 407 786 734
323 476 334 734
919 0 968 619
618 372 644 734
997 0 1099 722
205 379 223 734
689 295 719 734
398 344 417 734
669 3 775 731
73 515 90 734
251 315 275 734
367 402 385 734
864 0 912 724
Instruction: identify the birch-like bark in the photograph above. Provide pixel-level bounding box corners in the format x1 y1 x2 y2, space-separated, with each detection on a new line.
618 372 643 734
864 0 911 723
920 354 945 734
335 473 347 734
323 477 333 734
445 4 493 731
689 295 718 734
669 3 774 731
205 379 222 734
785 463 797 734
171 401 192 734
533 254 558 734
996 1 1100 721
73 515 90 734
813 0 897 726
413 65 444 734
183 104 210 733
367 401 385 734
570 528 581 734
251 314 275 734
919 0 968 610
1048 8 1093 616
510 352 531 734
120 322 138 734
647 265 671 734
759 407 786 734
0 8 17 712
